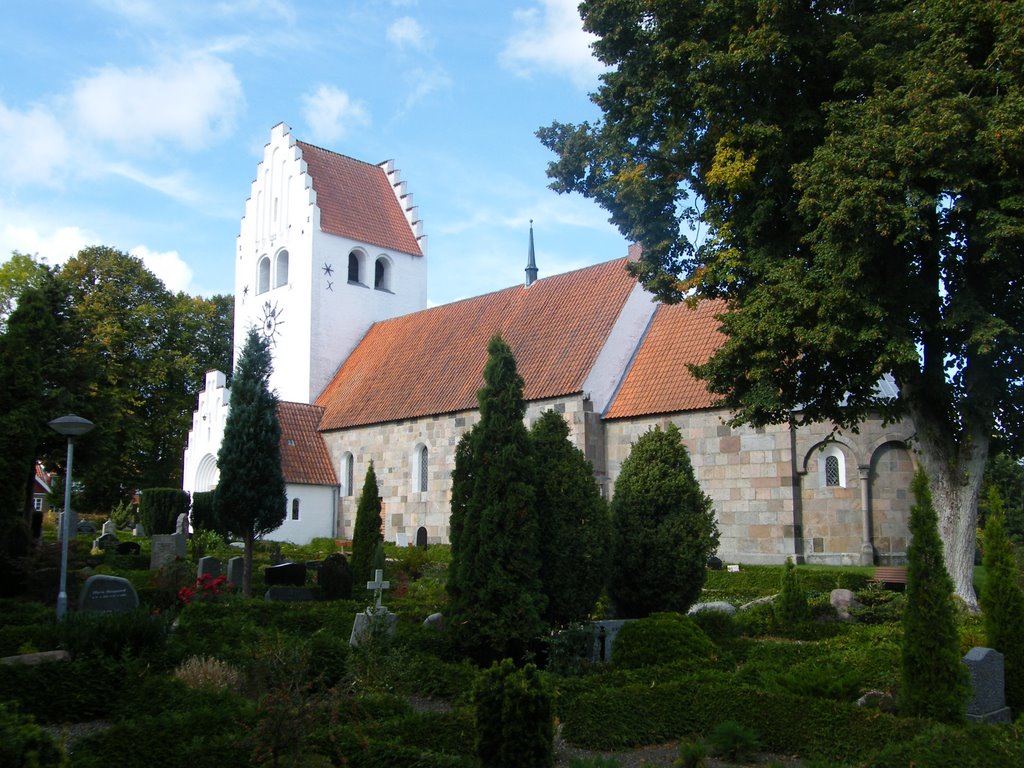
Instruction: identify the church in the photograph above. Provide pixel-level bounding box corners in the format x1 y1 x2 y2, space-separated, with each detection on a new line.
183 123 915 566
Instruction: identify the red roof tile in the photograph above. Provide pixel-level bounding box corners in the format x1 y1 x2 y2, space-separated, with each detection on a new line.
296 141 423 257
605 300 726 419
277 402 338 485
316 259 637 430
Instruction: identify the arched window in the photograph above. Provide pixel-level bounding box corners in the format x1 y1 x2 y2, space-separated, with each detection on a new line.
819 444 847 488
418 445 429 492
274 249 289 288
291 498 300 520
374 257 390 291
348 251 361 284
342 453 354 497
257 256 271 294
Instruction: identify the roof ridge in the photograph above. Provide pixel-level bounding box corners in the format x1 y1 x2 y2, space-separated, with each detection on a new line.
295 140 386 171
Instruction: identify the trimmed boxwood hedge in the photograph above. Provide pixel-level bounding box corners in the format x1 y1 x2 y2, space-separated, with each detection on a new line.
703 565 871 601
560 677 926 763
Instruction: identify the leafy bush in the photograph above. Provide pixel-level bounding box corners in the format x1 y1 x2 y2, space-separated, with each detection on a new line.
0 654 137 722
774 558 810 625
0 600 59 655
189 489 222 535
59 607 172 661
0 701 63 768
689 608 737 644
110 498 137 529
318 552 353 600
612 613 715 669
474 658 554 768
138 487 190 536
705 720 760 762
862 722 1024 767
676 739 707 768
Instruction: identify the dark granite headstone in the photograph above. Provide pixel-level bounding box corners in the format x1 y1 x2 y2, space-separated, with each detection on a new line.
416 526 428 549
264 561 307 587
964 647 1012 723
226 556 243 590
93 533 120 550
304 560 324 572
707 555 723 570
77 520 97 535
197 556 221 580
78 575 139 613
264 586 316 602
115 541 141 555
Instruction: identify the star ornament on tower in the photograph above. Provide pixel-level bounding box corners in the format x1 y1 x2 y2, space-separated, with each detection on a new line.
322 263 334 277
260 300 284 344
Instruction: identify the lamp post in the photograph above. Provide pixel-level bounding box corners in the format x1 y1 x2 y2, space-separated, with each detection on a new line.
48 414 94 620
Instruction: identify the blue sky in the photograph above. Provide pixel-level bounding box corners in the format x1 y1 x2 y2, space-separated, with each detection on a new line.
0 0 629 306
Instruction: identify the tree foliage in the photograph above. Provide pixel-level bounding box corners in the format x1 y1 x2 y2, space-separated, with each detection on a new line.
447 334 545 662
540 0 1024 609
473 659 554 768
215 328 286 596
609 424 718 618
529 409 610 626
774 557 810 626
980 488 1024 715
351 460 382 590
980 452 1024 539
900 470 968 722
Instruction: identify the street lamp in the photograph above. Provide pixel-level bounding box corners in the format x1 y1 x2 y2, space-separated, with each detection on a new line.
48 414 94 620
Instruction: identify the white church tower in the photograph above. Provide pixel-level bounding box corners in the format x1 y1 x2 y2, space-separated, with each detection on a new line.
235 122 428 403
183 123 427 502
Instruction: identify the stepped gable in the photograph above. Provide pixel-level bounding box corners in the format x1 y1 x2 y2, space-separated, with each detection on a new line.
605 299 726 419
277 402 338 485
296 141 423 257
316 258 636 431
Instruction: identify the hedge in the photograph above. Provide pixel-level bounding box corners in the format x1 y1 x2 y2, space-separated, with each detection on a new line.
560 678 926 763
703 565 871 601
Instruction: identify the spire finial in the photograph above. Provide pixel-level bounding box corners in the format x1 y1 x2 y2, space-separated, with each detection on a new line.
525 220 538 287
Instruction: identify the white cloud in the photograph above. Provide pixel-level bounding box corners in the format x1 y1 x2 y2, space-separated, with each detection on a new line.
2 223 93 267
70 54 244 152
130 245 194 292
401 67 453 110
387 16 428 51
500 0 606 89
301 85 371 145
0 102 71 186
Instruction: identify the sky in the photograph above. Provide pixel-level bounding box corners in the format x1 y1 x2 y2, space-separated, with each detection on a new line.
0 0 629 306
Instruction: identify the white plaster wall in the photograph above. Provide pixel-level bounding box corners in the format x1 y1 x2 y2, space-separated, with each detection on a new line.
271 484 339 544
182 370 231 495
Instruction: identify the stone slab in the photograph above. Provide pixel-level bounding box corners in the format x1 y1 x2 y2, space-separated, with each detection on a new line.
78 574 139 613
150 533 186 570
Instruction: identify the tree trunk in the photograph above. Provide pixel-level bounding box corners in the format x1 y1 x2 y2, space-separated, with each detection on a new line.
908 403 988 612
243 530 254 597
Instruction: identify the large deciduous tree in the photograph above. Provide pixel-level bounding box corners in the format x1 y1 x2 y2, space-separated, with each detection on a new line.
215 327 287 596
539 0 1023 608
447 334 545 662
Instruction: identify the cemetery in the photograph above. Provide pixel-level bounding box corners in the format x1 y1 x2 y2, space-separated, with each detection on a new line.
1 513 1022 768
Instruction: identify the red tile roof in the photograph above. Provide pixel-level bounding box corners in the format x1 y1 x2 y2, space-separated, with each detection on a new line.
277 402 338 485
605 299 726 419
296 141 423 257
317 259 637 430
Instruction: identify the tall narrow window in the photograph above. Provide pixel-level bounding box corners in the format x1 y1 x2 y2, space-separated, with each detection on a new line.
418 445 429 492
291 498 300 520
257 256 271 294
274 249 289 288
343 453 354 497
348 251 361 283
824 456 841 487
374 257 390 290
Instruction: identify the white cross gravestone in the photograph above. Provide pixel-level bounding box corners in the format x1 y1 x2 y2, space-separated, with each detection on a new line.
349 568 397 647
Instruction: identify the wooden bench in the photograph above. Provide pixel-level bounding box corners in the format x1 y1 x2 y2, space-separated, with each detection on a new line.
871 566 908 589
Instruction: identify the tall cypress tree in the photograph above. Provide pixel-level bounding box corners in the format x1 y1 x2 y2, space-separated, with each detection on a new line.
351 460 382 590
980 488 1024 715
608 424 719 619
900 469 968 722
215 328 287 596
447 334 545 662
529 409 610 626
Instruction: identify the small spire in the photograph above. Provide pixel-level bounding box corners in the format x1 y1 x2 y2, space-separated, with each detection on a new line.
525 219 538 287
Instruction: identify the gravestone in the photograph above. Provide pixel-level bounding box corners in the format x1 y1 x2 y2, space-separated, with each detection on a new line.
197 556 221 581
101 519 116 537
226 556 243 590
963 647 1012 723
423 612 444 631
589 619 630 663
175 513 189 536
76 520 96 535
687 601 737 617
350 569 397 646
265 586 316 602
707 555 723 570
416 526 428 549
115 541 141 556
78 575 139 613
93 533 120 550
395 532 408 548
133 522 145 537
150 533 186 570
264 561 306 587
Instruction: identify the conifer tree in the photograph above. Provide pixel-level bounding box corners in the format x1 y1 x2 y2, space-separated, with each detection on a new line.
215 328 287 596
447 334 545 662
774 557 810 626
980 488 1024 715
351 460 382 590
900 469 968 722
609 424 718 618
529 409 611 626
